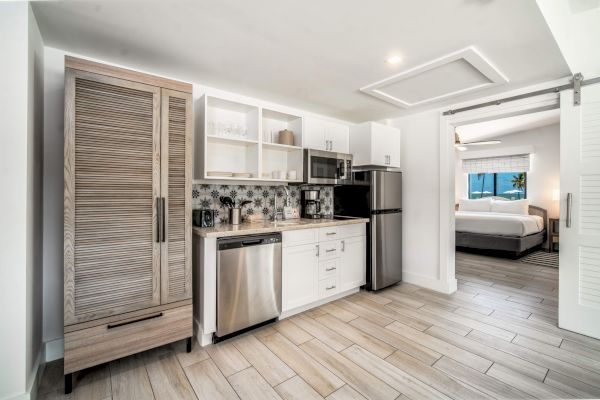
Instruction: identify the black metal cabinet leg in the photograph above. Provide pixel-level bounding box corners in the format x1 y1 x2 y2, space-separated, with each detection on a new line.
65 373 72 394
186 337 192 353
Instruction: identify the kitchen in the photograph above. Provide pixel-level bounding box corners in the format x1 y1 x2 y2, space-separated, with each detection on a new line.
5 2 598 400
57 54 403 392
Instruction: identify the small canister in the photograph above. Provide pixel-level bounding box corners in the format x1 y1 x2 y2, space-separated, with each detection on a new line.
278 129 294 146
229 208 242 225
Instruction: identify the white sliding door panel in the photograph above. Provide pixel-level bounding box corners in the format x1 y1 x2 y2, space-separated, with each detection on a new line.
559 84 600 339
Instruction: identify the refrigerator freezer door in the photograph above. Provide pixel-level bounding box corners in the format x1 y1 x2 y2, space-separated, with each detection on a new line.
371 211 402 290
371 171 402 211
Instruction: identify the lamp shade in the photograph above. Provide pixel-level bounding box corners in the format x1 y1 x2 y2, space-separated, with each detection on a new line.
552 189 560 201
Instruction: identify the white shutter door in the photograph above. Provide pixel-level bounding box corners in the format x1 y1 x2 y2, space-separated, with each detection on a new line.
559 83 600 339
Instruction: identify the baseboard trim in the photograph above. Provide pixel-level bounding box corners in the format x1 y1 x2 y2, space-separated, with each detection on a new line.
43 338 64 363
280 287 360 320
402 271 457 294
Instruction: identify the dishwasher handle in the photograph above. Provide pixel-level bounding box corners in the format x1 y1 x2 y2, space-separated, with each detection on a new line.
218 233 282 250
241 239 264 247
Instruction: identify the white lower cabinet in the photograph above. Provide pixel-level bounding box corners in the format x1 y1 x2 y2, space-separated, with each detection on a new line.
282 243 318 312
282 224 366 313
339 235 367 291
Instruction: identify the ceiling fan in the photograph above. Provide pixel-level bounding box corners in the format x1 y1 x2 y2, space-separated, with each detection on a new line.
454 132 501 151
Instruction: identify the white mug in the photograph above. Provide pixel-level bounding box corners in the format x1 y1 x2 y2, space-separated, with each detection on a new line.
287 170 297 180
272 170 283 180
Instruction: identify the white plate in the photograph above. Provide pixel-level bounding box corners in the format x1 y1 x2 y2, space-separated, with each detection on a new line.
232 172 253 178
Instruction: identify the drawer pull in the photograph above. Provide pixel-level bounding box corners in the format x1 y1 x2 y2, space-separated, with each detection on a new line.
341 240 345 252
107 312 163 329
325 285 336 290
326 232 337 236
325 267 336 271
325 249 336 253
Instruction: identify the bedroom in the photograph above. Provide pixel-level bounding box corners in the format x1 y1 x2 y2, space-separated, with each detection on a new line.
454 109 560 263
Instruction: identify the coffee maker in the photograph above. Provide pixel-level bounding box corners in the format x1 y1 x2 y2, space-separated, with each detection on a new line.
301 189 321 219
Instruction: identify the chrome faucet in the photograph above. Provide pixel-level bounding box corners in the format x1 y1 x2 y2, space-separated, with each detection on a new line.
273 186 290 221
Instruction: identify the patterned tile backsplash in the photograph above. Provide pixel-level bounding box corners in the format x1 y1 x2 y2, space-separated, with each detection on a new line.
192 184 333 224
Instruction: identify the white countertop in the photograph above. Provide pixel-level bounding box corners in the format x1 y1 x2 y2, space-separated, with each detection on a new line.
192 217 369 238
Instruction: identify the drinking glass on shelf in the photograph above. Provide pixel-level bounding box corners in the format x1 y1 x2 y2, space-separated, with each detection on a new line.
224 123 233 137
207 121 215 136
241 125 248 139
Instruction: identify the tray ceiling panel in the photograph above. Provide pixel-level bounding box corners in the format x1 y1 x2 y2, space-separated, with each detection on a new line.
361 47 509 109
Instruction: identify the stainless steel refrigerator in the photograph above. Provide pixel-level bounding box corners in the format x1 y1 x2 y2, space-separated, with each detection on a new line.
334 170 402 290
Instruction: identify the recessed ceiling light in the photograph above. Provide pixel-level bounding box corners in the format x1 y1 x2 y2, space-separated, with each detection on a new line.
385 55 402 65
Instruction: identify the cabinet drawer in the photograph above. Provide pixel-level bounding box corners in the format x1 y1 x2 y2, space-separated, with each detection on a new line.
64 304 192 374
283 228 318 247
318 241 339 260
319 277 339 298
337 223 366 239
319 259 339 280
319 227 340 241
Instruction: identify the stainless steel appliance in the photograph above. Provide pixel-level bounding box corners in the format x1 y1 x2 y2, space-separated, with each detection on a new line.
301 189 322 219
334 170 402 290
303 149 353 185
216 233 282 338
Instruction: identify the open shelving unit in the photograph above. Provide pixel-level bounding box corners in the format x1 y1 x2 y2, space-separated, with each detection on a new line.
195 96 304 182
260 108 303 182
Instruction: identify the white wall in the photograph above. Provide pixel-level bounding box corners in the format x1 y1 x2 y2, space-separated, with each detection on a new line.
455 124 560 219
41 47 65 361
537 0 600 77
0 3 44 399
388 110 445 289
27 3 45 398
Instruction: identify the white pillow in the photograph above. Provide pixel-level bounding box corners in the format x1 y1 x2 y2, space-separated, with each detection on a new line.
491 199 529 215
458 198 492 212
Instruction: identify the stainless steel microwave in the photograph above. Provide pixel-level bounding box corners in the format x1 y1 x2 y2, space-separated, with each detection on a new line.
303 149 353 185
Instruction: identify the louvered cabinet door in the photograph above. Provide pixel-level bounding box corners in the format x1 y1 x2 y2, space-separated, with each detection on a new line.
64 69 162 325
160 89 193 303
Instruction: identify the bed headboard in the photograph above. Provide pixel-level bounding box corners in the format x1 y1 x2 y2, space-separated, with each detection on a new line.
529 205 548 230
454 202 548 230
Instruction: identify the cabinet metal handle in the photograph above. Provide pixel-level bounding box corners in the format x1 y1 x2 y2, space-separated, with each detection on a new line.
325 267 336 271
325 285 336 290
107 312 163 329
325 248 336 253
156 197 162 243
341 240 345 252
326 232 336 236
161 197 166 242
315 244 320 257
566 193 572 228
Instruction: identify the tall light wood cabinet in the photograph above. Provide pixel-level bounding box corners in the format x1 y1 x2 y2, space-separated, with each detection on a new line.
63 57 193 393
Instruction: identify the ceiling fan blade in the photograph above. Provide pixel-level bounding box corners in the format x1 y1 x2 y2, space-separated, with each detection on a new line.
462 140 501 146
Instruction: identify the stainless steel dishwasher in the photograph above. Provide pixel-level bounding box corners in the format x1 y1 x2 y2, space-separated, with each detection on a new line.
216 233 282 339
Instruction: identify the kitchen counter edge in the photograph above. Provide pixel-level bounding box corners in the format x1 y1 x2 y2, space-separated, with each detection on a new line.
192 218 369 238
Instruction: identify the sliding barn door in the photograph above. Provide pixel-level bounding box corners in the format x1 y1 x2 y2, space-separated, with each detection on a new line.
559 83 600 339
160 89 193 303
64 69 162 325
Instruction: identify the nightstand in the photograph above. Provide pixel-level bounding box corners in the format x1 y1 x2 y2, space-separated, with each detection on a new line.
548 218 559 253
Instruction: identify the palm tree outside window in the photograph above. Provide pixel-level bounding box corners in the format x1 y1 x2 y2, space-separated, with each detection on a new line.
468 172 527 200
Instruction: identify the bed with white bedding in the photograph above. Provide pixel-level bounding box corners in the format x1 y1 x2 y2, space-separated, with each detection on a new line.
455 211 544 237
455 198 547 258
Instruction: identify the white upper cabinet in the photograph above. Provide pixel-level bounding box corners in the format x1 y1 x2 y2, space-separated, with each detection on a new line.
304 117 350 153
350 122 401 168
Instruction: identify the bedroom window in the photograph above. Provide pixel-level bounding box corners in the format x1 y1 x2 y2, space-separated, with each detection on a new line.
468 172 527 200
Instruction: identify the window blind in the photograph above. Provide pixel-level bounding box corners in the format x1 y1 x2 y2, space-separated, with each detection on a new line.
462 154 530 174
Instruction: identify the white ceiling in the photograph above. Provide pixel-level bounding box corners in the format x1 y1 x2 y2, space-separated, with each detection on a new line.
32 0 571 122
456 108 560 143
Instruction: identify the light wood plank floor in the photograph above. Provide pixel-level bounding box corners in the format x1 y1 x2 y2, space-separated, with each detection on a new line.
39 252 600 400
